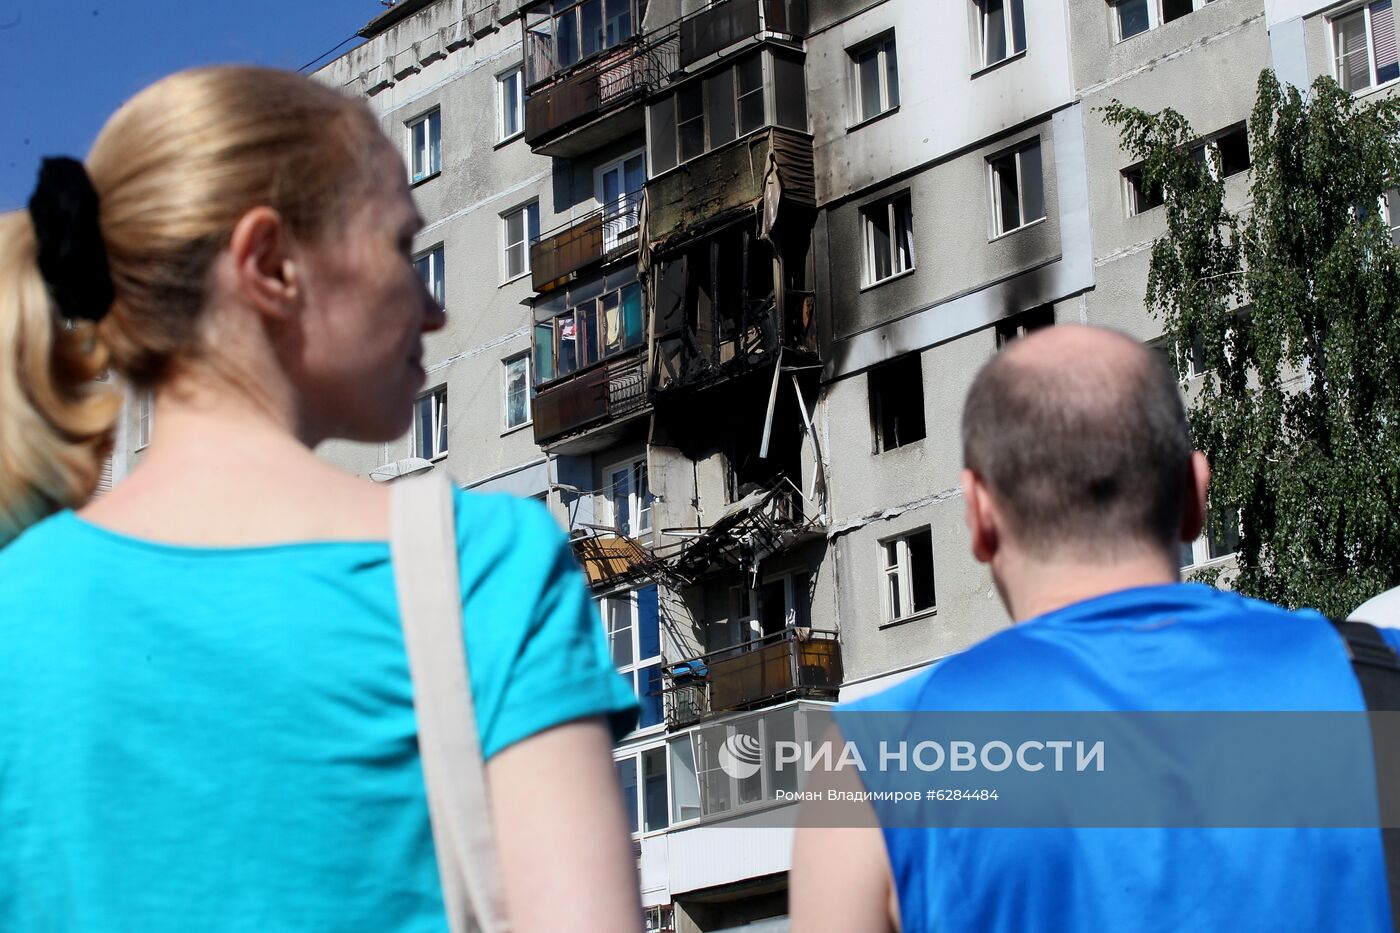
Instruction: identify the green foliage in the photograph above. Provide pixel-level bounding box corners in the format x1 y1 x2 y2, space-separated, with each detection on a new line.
1103 72 1400 618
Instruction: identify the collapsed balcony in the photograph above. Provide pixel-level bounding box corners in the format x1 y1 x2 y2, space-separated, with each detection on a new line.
665 627 842 729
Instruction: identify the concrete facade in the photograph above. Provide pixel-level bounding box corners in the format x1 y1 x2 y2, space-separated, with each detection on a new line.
89 0 1389 929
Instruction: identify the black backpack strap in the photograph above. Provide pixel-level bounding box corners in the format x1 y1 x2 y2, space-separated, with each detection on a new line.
1335 619 1400 932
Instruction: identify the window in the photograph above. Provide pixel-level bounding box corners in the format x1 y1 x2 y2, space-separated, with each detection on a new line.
136 391 152 450
408 109 441 183
861 193 915 286
597 151 646 252
882 527 936 622
607 457 653 537
1335 1 1400 92
648 51 800 174
685 706 801 819
1382 190 1400 246
1180 506 1240 568
534 281 644 382
616 746 670 837
413 245 445 308
498 67 524 141
601 586 663 729
522 0 635 86
989 140 1045 236
1190 124 1251 179
1115 0 1215 41
978 0 1026 68
1124 166 1166 215
868 353 926 453
851 34 900 124
502 201 541 281
995 305 1055 348
503 354 531 430
1150 332 1207 379
413 386 448 460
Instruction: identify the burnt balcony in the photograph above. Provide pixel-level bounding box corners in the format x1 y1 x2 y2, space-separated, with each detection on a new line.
533 353 649 450
531 190 644 293
679 0 807 68
523 39 667 157
665 628 842 730
646 127 814 247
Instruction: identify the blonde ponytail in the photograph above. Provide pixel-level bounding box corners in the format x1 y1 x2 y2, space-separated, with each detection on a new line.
0 211 120 545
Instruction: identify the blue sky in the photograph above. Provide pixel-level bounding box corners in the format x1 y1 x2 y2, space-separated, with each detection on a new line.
0 0 389 210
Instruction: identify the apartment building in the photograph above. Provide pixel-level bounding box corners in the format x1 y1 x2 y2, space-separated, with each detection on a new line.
203 0 1395 929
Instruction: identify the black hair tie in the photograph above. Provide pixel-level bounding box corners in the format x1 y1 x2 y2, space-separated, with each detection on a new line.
27 157 115 323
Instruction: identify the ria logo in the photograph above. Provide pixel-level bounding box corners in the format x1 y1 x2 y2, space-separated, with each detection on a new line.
718 732 763 780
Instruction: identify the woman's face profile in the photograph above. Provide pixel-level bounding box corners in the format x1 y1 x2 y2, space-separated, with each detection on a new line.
292 141 446 446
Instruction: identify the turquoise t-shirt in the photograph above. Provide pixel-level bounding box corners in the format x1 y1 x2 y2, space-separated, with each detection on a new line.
0 488 639 931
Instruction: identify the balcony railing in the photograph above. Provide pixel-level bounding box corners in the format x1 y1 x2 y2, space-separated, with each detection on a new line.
679 0 807 68
531 190 644 293
524 40 664 150
533 354 648 447
665 628 842 729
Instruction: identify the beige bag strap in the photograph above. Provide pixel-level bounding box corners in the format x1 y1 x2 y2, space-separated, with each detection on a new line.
390 472 511 933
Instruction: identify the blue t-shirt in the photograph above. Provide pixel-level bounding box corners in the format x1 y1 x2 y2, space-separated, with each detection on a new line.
0 489 638 931
844 583 1398 933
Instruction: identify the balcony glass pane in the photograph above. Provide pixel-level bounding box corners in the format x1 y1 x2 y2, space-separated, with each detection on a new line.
622 283 644 349
706 68 738 148
533 322 555 383
557 313 579 375
640 663 665 728
579 301 600 367
643 748 669 832
670 739 703 823
605 0 632 47
556 9 579 69
616 757 639 835
765 709 798 797
735 719 764 805
608 596 634 666
694 726 733 816
582 0 603 58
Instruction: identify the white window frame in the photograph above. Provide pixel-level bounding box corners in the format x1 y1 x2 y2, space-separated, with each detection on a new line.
407 108 442 183
605 456 652 537
413 385 449 461
501 200 541 283
502 352 532 432
413 244 445 308
989 140 1046 237
1332 1 1400 93
1381 189 1400 245
135 390 152 450
849 33 900 126
880 527 936 623
600 588 664 732
1114 0 1215 43
497 66 524 142
861 192 916 287
595 149 647 252
614 741 672 839
1180 506 1240 570
977 0 1026 69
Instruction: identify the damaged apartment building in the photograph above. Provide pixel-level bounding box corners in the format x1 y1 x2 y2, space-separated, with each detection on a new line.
262 0 1386 929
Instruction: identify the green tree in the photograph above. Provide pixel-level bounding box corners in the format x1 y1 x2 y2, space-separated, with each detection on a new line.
1104 72 1400 618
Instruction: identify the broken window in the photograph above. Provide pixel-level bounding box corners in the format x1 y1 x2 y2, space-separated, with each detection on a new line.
868 353 926 453
977 0 1026 68
862 192 915 285
882 528 936 622
1123 166 1165 216
995 305 1055 349
990 139 1045 236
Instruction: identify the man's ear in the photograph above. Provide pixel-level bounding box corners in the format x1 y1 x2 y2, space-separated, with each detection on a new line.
1179 450 1211 543
227 207 299 320
962 468 1000 565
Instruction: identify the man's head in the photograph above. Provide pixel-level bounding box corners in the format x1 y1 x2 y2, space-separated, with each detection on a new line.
960 324 1209 579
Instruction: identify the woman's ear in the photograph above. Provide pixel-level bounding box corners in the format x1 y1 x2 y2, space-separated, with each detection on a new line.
227 207 299 320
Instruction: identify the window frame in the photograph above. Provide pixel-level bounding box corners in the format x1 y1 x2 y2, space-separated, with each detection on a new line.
407 108 442 184
849 33 900 127
976 0 1027 70
1113 0 1215 43
880 527 937 624
135 390 153 451
413 244 446 309
988 139 1046 238
614 741 672 839
533 280 645 386
1332 1 1400 93
1180 506 1241 570
600 586 664 732
413 384 449 461
502 352 533 433
604 455 652 537
860 191 916 288
501 200 541 283
497 66 525 143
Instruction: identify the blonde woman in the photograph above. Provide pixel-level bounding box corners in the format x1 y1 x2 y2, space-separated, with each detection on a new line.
0 67 642 932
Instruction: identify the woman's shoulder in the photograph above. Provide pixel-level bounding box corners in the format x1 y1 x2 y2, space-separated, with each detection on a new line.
450 488 569 566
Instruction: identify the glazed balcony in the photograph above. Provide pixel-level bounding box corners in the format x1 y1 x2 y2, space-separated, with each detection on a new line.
678 0 807 69
532 353 649 451
665 628 842 730
531 190 644 293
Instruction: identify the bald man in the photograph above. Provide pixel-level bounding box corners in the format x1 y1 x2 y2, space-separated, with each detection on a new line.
791 326 1395 933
